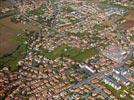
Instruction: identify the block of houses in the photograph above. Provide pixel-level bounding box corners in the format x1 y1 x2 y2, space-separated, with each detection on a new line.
104 5 127 17
103 75 121 90
113 67 129 75
112 72 130 86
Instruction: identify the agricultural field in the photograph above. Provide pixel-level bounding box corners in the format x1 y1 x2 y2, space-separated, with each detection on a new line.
0 16 39 70
0 16 39 57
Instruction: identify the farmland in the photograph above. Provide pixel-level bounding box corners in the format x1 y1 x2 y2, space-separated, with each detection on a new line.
0 16 39 70
0 16 39 57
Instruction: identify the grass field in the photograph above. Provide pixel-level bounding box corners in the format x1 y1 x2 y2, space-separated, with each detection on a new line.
43 44 97 62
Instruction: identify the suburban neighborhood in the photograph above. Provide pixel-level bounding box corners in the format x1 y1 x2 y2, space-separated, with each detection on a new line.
0 0 134 100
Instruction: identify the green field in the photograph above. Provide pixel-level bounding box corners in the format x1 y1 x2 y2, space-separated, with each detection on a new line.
43 44 97 62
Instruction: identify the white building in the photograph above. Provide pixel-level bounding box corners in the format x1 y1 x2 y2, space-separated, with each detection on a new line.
104 6 127 17
78 63 96 73
103 75 121 90
112 72 130 86
113 67 129 75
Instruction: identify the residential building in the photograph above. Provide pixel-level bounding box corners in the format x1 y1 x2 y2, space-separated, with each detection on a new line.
112 72 130 86
103 75 121 90
79 63 96 73
113 67 129 75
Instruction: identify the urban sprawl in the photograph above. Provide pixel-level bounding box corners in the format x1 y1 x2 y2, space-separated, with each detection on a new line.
0 0 134 100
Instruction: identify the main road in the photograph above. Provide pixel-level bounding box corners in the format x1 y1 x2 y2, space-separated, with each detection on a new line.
61 46 134 100
69 47 134 89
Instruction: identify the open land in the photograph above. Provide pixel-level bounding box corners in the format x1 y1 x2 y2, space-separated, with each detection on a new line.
0 16 39 70
0 16 39 57
125 10 134 21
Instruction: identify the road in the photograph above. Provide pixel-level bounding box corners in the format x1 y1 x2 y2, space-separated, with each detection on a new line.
72 47 134 88
13 2 134 99
65 47 134 99
89 82 110 99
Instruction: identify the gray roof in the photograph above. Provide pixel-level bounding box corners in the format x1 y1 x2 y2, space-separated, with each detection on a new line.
104 75 121 87
113 72 129 83
114 67 128 73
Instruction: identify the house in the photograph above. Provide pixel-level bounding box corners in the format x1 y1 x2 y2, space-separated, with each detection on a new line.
113 67 129 75
103 75 121 90
112 72 130 86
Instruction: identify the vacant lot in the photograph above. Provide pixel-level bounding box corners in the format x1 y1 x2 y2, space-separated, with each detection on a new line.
0 27 18 57
0 16 39 57
125 10 134 21
119 20 134 30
